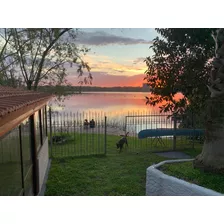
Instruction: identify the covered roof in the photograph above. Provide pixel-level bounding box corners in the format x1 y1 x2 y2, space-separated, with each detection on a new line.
0 86 52 118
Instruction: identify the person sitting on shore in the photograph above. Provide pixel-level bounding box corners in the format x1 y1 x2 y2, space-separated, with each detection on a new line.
84 119 89 129
89 119 95 128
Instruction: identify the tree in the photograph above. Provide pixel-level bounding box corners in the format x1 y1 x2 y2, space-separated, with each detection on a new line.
0 28 92 90
0 29 20 86
145 28 224 172
194 29 224 172
144 28 216 114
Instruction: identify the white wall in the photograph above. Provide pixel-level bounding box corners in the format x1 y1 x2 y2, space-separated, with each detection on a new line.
146 159 223 196
37 137 49 193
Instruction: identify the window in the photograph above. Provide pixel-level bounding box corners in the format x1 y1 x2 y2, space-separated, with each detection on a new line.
35 107 49 149
0 105 48 196
0 127 23 196
20 118 33 196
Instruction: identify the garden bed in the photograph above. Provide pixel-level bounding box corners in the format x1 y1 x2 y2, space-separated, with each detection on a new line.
146 159 223 196
160 160 224 194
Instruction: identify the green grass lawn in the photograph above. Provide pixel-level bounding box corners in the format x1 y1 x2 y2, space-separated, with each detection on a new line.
160 161 224 194
45 132 203 196
182 143 202 158
45 152 166 196
50 131 202 158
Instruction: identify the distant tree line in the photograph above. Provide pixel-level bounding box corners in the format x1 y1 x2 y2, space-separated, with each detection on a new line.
38 85 150 94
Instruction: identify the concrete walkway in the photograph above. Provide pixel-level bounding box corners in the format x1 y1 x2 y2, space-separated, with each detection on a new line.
154 151 192 159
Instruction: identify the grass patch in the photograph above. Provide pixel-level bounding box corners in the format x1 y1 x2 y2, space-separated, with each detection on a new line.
46 132 204 196
182 144 202 158
45 152 166 196
160 161 224 194
50 132 202 158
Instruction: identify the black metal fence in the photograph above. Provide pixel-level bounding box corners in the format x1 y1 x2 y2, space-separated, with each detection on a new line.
124 113 174 153
48 108 107 158
123 112 204 153
48 109 204 158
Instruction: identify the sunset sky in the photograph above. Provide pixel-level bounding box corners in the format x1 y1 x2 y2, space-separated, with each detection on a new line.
68 28 158 87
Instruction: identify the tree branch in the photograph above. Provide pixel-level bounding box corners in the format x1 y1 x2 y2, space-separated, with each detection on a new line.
33 28 71 89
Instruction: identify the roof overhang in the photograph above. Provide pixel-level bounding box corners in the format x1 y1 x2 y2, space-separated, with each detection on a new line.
0 98 50 137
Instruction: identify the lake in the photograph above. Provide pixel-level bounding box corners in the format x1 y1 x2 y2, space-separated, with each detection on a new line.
49 92 174 134
50 91 159 114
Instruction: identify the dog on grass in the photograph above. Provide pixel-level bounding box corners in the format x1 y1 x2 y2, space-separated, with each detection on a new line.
116 132 129 153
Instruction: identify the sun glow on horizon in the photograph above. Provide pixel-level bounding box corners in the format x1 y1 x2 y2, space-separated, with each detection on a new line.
67 52 148 87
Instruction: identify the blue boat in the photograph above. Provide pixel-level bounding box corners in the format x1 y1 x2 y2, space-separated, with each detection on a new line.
138 128 205 139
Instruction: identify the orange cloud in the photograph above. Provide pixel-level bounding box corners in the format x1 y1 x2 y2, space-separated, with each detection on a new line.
66 53 148 87
81 54 147 77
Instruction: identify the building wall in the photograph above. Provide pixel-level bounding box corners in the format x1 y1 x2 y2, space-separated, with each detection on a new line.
37 137 49 192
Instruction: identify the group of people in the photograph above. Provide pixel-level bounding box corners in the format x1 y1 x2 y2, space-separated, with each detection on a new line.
84 119 96 129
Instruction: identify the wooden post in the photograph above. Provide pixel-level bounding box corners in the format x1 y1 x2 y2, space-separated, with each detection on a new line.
45 105 48 136
39 110 43 145
30 113 39 196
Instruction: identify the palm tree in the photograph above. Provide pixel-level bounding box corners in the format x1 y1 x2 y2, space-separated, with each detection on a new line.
194 29 224 172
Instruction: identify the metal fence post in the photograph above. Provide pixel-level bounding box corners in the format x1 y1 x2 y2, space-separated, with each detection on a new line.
49 107 53 158
173 113 177 151
104 116 107 155
124 116 127 133
192 110 195 150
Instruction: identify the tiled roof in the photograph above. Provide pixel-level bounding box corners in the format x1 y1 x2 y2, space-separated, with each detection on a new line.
0 86 52 117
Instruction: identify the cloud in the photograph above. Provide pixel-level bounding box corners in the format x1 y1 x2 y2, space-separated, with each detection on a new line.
64 53 146 77
114 69 125 73
133 57 146 64
65 53 147 78
76 31 153 46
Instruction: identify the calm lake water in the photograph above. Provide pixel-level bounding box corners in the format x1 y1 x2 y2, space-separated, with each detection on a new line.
50 92 173 133
50 92 159 114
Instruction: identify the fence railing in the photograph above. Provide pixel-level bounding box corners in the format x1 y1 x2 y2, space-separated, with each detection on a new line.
122 113 203 153
48 108 107 158
48 108 204 158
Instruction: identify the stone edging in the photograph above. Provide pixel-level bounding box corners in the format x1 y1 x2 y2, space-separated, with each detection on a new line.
146 159 223 196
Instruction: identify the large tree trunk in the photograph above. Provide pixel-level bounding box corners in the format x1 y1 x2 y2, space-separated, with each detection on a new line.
194 29 224 173
195 138 224 172
26 80 33 90
194 98 224 173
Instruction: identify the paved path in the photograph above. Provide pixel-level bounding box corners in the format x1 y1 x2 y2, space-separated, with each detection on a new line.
154 151 192 159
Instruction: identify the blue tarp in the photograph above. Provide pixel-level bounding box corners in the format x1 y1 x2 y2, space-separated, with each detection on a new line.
138 128 205 139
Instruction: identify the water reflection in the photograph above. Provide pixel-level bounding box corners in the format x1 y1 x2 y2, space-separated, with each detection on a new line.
50 92 160 116
49 92 174 135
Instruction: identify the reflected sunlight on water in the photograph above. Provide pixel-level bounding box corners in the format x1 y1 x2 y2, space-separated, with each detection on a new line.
49 92 175 134
50 92 160 116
